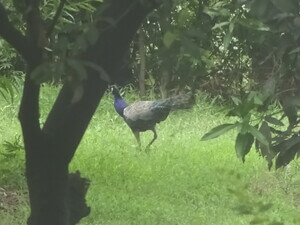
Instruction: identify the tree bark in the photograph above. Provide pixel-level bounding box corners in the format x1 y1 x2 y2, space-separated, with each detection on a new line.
138 28 146 97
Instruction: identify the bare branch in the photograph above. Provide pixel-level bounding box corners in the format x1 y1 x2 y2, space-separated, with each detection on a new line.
47 0 67 38
0 3 35 63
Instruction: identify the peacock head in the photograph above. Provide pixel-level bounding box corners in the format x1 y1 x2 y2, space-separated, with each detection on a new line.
111 85 121 98
110 85 127 117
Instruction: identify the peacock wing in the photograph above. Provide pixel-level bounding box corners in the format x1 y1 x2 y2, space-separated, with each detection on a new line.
123 101 156 121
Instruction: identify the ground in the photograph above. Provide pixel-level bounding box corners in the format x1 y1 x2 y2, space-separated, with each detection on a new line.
0 86 299 225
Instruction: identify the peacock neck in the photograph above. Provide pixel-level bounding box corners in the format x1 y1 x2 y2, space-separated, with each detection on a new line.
114 97 127 117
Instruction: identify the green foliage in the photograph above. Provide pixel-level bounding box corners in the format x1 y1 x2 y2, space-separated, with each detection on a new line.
131 0 214 94
200 0 300 168
0 76 21 103
0 77 15 103
201 123 238 140
202 86 299 168
1 135 24 158
0 0 104 86
235 132 254 162
0 134 25 188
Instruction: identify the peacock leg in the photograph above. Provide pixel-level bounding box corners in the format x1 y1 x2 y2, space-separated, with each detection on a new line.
146 127 157 150
133 131 141 148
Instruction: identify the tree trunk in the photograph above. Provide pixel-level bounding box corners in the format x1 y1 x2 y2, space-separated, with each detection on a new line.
25 143 90 225
19 64 93 225
138 28 146 97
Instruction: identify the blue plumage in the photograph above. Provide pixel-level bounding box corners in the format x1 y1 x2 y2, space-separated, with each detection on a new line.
112 87 194 149
114 97 128 117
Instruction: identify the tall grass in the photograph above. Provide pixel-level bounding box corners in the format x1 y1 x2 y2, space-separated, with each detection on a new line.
0 85 299 225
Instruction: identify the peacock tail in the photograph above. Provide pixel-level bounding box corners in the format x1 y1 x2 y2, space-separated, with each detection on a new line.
152 93 195 110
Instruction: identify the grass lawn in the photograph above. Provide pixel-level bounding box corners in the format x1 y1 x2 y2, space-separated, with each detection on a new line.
0 85 299 225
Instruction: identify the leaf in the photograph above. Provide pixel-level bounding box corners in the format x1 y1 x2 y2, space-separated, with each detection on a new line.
282 102 298 126
203 7 230 18
231 96 241 105
274 136 300 153
223 23 234 50
265 116 284 126
212 21 230 30
0 77 15 103
237 17 270 31
254 94 264 105
5 80 14 103
274 136 300 168
201 123 239 141
276 142 300 169
235 132 254 162
259 122 272 145
163 31 177 48
259 122 275 168
240 100 255 118
249 126 269 146
0 89 9 102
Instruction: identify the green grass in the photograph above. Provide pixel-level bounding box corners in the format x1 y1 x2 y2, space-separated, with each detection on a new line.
0 85 299 225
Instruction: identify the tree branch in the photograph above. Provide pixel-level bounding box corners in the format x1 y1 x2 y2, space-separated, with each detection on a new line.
18 1 44 149
24 0 48 47
0 3 35 63
19 75 42 147
46 0 67 38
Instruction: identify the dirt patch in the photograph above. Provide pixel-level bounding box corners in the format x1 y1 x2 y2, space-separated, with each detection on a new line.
249 172 278 196
0 187 28 212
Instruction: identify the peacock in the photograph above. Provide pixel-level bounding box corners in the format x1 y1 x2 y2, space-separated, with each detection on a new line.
112 86 194 149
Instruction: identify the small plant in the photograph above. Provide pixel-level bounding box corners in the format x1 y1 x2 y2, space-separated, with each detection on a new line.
0 135 25 188
1 135 24 159
0 75 22 104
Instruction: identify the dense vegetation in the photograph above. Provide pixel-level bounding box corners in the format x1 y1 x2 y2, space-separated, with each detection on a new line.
0 0 299 224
